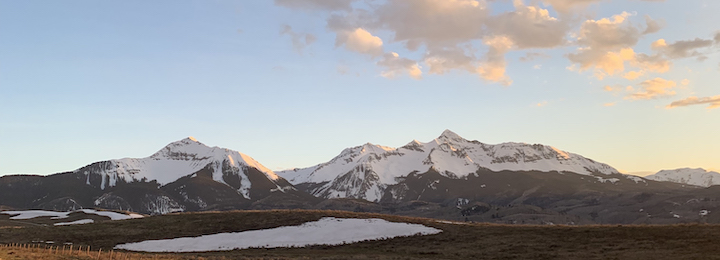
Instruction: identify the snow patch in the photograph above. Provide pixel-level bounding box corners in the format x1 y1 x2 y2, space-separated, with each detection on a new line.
114 217 441 252
595 177 620 184
54 219 94 226
1 210 70 220
0 209 144 221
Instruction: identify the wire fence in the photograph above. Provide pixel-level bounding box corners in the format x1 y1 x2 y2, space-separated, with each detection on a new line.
0 242 189 260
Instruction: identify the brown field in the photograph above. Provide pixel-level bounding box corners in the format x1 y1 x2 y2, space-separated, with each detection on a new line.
2 209 720 259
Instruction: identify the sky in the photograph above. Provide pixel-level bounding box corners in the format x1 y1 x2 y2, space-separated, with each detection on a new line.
1 0 719 177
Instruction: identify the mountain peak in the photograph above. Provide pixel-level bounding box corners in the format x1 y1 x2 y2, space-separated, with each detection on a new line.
360 142 394 153
151 137 213 160
438 129 464 141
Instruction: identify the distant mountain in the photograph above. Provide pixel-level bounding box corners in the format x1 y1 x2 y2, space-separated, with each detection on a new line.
278 130 633 202
645 168 720 187
0 138 316 214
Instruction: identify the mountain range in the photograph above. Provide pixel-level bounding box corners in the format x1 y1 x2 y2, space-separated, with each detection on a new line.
1 130 718 224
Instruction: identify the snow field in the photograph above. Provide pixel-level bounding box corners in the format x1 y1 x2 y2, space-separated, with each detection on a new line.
115 217 442 252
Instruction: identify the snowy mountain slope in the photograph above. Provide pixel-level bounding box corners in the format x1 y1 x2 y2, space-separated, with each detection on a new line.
77 137 282 199
277 130 623 201
645 168 720 187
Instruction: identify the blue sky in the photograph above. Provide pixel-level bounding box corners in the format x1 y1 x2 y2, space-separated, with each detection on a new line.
1 0 719 176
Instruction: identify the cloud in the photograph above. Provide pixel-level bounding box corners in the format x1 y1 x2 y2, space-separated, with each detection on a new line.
424 48 477 74
667 95 720 109
541 0 603 14
568 48 636 79
650 38 714 59
329 0 568 85
603 84 630 92
543 0 665 14
374 0 488 49
275 0 681 85
623 70 644 80
626 78 677 100
476 36 514 85
576 12 640 50
633 53 670 73
642 15 664 34
537 101 548 107
280 25 317 54
565 12 682 81
336 28 384 56
565 12 654 79
486 0 568 49
603 102 616 107
377 52 422 80
519 52 550 62
274 0 355 11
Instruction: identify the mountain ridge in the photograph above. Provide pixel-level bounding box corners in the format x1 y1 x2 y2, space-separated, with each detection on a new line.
645 168 720 187
278 129 623 201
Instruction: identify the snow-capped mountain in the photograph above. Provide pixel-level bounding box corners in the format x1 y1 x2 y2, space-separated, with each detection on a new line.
0 138 313 214
79 137 282 199
278 130 624 201
645 168 720 187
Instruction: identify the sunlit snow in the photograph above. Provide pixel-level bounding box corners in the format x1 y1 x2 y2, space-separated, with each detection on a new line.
114 217 442 252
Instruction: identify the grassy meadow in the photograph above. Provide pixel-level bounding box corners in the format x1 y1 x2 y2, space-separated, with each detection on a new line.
1 209 720 259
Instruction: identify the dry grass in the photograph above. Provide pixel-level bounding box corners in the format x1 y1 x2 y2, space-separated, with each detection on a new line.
0 243 192 260
2 210 720 259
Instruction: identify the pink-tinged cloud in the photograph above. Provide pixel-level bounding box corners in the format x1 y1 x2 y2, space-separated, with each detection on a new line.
626 78 677 100
667 95 720 109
